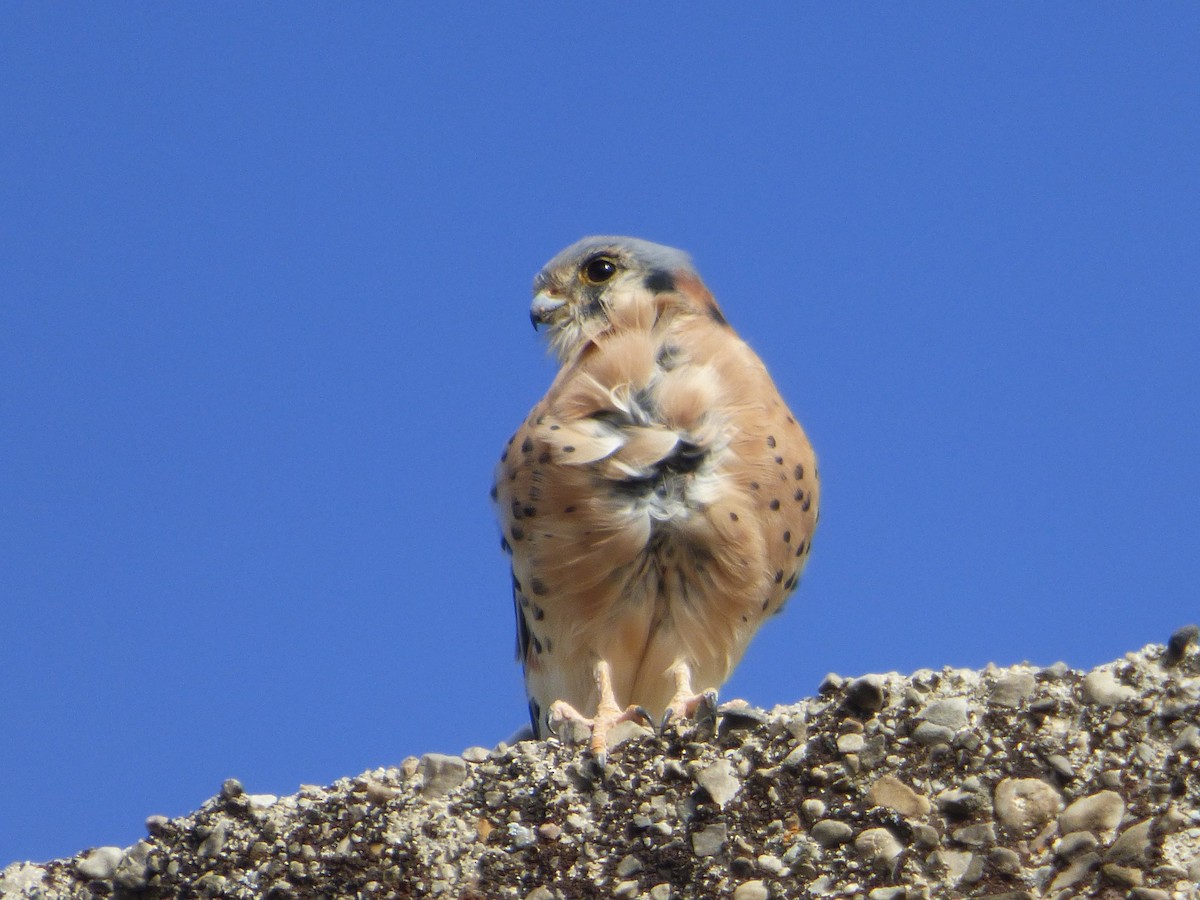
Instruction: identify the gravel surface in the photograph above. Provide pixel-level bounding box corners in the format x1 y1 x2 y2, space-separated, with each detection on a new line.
4 629 1198 899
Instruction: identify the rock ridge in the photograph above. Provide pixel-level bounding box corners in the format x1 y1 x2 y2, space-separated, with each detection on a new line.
3 630 1199 899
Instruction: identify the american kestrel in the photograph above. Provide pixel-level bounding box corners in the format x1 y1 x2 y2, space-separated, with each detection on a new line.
493 236 819 756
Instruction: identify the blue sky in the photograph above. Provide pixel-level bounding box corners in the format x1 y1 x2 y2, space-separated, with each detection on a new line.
3 6 1197 864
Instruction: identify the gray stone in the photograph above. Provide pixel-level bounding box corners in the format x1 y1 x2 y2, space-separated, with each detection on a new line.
507 824 536 849
919 697 969 729
76 846 123 881
845 674 886 712
1048 852 1100 892
912 721 955 746
732 881 768 900
695 758 741 808
461 746 489 763
952 822 995 848
648 885 673 900
1058 790 1125 837
990 671 1036 707
615 854 643 877
811 819 854 847
419 753 468 798
1163 623 1199 666
801 798 825 821
692 823 728 857
113 841 153 891
837 732 865 754
1081 670 1136 706
1101 862 1143 887
854 827 903 865
994 777 1063 831
1104 818 1152 865
525 888 555 900
1055 830 1099 859
988 846 1021 875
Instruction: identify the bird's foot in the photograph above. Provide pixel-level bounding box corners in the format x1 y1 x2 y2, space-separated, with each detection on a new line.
548 700 652 764
660 688 720 736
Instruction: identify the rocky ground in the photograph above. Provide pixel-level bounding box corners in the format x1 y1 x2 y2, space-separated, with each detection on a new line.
4 628 1199 899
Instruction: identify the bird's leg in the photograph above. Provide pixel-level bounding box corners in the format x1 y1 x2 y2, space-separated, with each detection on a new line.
661 661 719 730
547 659 651 760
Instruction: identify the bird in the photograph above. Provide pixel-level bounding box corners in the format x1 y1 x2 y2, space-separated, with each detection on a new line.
493 236 819 757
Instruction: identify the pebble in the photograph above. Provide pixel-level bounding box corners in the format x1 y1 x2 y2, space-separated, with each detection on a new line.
1163 623 1199 666
461 746 489 763
692 823 728 857
648 883 673 900
837 733 865 754
506 824 536 849
695 758 741 808
419 753 468 798
918 697 969 729
952 823 994 848
613 879 639 898
867 774 931 818
912 721 955 746
811 819 854 847
1048 851 1100 892
993 777 1063 831
1101 862 1143 887
756 853 783 875
801 798 826 821
854 827 903 865
615 854 643 877
1103 818 1151 865
989 671 1036 707
1058 790 1126 837
1081 670 1136 706
732 880 768 900
525 888 555 900
845 675 886 712
1055 830 1099 859
76 847 123 881
987 846 1021 875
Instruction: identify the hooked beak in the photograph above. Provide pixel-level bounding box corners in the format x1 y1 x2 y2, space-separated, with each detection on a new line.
530 291 566 330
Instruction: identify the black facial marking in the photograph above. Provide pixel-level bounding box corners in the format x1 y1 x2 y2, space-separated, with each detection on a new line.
500 536 511 554
564 505 576 513
774 569 784 584
783 530 791 543
794 464 805 480
523 506 536 518
769 499 781 511
656 344 682 370
510 525 525 541
528 699 541 732
767 435 776 448
521 437 533 454
729 512 739 522
563 445 575 453
531 577 547 596
801 495 812 512
489 484 498 501
784 573 798 591
794 489 804 502
709 305 729 326
538 451 551 464
644 270 676 294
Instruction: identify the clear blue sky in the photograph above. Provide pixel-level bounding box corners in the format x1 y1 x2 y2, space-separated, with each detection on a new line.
3 6 1197 865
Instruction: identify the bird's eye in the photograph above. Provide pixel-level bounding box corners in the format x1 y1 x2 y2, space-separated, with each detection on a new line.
582 256 618 284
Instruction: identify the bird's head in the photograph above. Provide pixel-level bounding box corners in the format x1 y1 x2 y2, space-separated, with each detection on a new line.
530 236 710 362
